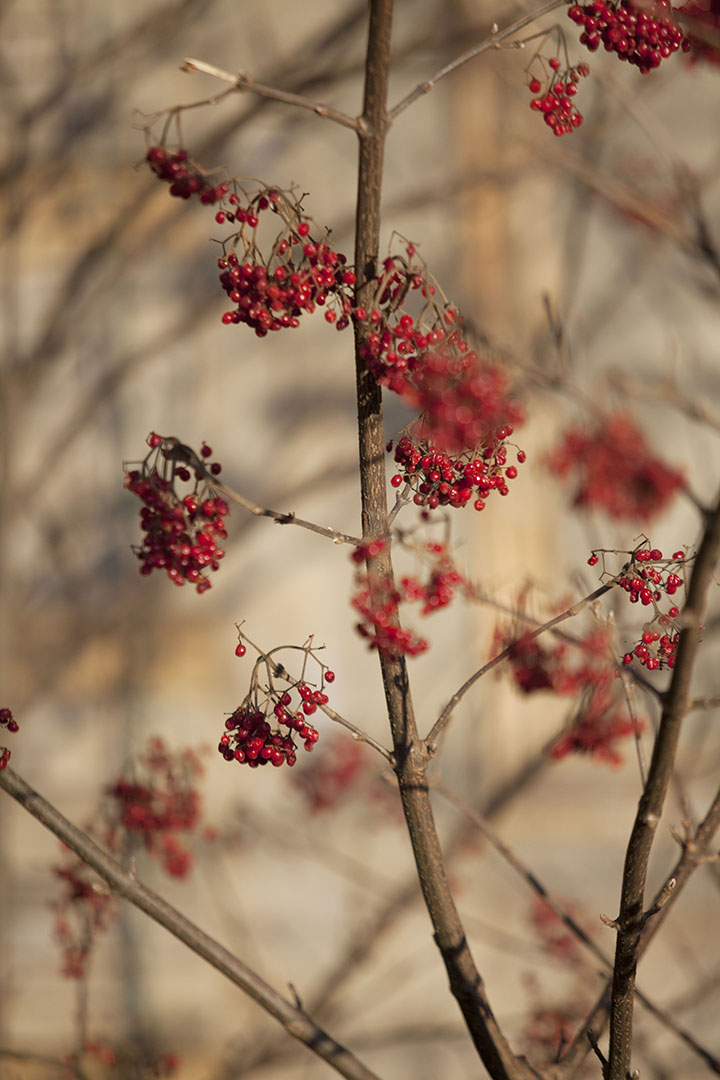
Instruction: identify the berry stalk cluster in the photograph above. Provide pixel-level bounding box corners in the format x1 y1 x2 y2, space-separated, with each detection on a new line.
124 434 229 593
218 641 332 768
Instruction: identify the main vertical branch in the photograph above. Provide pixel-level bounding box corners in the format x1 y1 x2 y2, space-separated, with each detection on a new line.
351 6 532 1078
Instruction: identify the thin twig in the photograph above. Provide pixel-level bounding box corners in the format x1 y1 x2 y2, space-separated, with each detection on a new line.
389 0 568 120
426 576 619 753
161 439 361 546
606 485 720 1080
561 782 720 1077
435 781 720 1075
181 57 359 131
0 767 383 1080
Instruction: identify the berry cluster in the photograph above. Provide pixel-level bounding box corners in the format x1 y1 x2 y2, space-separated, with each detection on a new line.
401 545 466 615
124 434 229 593
390 432 524 512
52 737 210 976
104 738 206 878
591 543 689 670
527 58 590 137
0 706 18 769
351 541 430 658
546 411 685 521
678 0 720 65
146 146 229 203
218 642 330 768
568 0 690 72
217 190 354 336
496 625 644 764
550 683 642 764
52 858 117 978
360 249 524 455
145 149 526 477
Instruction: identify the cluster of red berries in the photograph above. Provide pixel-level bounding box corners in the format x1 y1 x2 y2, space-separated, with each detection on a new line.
360 250 524 455
217 192 355 336
390 432 524 511
550 683 643 764
104 739 206 878
568 0 690 71
0 706 18 770
592 544 687 670
496 625 644 764
350 540 429 658
678 0 720 65
546 411 685 522
527 58 590 137
52 738 210 976
146 146 229 203
52 858 116 978
400 542 466 615
124 434 229 594
218 644 331 768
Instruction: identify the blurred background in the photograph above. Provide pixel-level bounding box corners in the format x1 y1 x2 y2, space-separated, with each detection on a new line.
2 0 720 1077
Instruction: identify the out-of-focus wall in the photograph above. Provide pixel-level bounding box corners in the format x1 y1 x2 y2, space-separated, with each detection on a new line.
2 1 720 1077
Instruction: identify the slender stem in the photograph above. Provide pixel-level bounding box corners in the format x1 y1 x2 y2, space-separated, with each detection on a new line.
157 439 361 546
0 766 383 1080
389 0 569 120
426 577 618 753
436 781 720 1075
352 5 533 1078
180 58 359 131
559 781 720 1077
607 487 720 1080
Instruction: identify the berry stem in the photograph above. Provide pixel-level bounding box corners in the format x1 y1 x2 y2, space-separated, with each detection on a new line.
389 0 569 119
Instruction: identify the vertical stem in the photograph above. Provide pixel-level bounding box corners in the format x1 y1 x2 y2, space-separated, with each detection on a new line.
351 6 530 1077
607 491 720 1079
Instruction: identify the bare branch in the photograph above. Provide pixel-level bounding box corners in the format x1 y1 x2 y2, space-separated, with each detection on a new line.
389 0 568 120
180 57 359 131
426 576 619 754
0 767 384 1080
606 485 720 1080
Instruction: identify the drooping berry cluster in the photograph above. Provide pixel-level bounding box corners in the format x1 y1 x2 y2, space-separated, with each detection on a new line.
568 0 690 71
678 0 720 65
495 624 644 764
400 541 467 615
218 640 329 768
390 432 525 512
360 248 524 455
124 434 229 593
527 57 590 137
104 738 206 878
590 543 690 670
546 411 685 521
351 540 429 658
0 706 18 770
52 737 210 977
216 189 354 336
146 146 230 203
